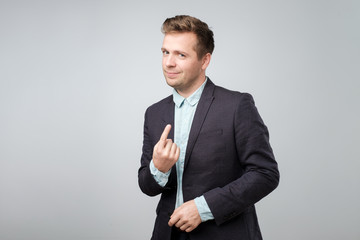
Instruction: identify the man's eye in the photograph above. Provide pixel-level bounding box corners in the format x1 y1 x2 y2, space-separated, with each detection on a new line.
162 51 169 55
179 54 185 57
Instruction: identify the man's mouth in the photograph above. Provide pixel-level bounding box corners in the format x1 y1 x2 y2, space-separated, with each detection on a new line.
165 71 179 78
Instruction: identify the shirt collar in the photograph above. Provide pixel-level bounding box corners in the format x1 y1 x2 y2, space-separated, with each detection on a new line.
173 78 208 107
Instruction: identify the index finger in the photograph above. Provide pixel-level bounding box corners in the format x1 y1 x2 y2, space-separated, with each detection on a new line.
160 124 171 141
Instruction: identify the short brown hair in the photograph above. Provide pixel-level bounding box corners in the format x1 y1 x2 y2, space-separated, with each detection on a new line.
161 15 214 59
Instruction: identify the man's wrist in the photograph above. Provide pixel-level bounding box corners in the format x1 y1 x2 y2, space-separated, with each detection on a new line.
194 196 214 222
150 160 171 187
153 160 171 173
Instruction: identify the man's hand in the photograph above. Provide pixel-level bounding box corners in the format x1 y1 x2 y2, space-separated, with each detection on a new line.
168 200 201 232
153 124 180 173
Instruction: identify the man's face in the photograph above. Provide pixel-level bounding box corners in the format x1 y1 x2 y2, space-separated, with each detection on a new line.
161 32 209 97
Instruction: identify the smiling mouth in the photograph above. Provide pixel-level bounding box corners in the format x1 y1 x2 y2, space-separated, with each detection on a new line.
165 71 179 78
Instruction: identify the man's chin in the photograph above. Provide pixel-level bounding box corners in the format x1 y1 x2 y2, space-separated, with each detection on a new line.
165 78 180 88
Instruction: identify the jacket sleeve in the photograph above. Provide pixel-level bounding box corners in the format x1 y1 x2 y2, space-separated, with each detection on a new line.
138 108 174 196
203 93 280 225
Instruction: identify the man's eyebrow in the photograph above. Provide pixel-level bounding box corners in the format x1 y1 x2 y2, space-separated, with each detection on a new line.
161 48 188 55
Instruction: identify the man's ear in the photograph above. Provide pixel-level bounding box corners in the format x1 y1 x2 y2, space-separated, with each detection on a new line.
201 53 212 70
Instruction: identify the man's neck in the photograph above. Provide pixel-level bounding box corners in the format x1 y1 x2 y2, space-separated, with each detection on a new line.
176 76 207 98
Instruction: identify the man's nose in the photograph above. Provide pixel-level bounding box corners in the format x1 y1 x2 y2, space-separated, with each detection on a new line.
165 54 176 67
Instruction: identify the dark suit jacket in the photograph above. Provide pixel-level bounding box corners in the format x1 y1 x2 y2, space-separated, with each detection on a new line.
138 79 279 240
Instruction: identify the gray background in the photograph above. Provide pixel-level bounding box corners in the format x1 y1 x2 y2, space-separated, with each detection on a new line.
1 0 359 239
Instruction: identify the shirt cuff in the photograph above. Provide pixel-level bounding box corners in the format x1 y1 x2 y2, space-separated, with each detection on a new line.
149 160 171 187
194 196 214 222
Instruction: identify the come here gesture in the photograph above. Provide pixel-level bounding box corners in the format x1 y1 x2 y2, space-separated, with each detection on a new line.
153 124 180 173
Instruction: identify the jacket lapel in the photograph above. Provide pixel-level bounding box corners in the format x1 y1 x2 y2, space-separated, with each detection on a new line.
184 80 215 170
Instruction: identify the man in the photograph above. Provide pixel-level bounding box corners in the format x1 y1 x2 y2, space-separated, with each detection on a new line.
138 15 279 240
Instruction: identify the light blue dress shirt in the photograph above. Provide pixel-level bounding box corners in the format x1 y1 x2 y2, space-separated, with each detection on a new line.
149 79 214 222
